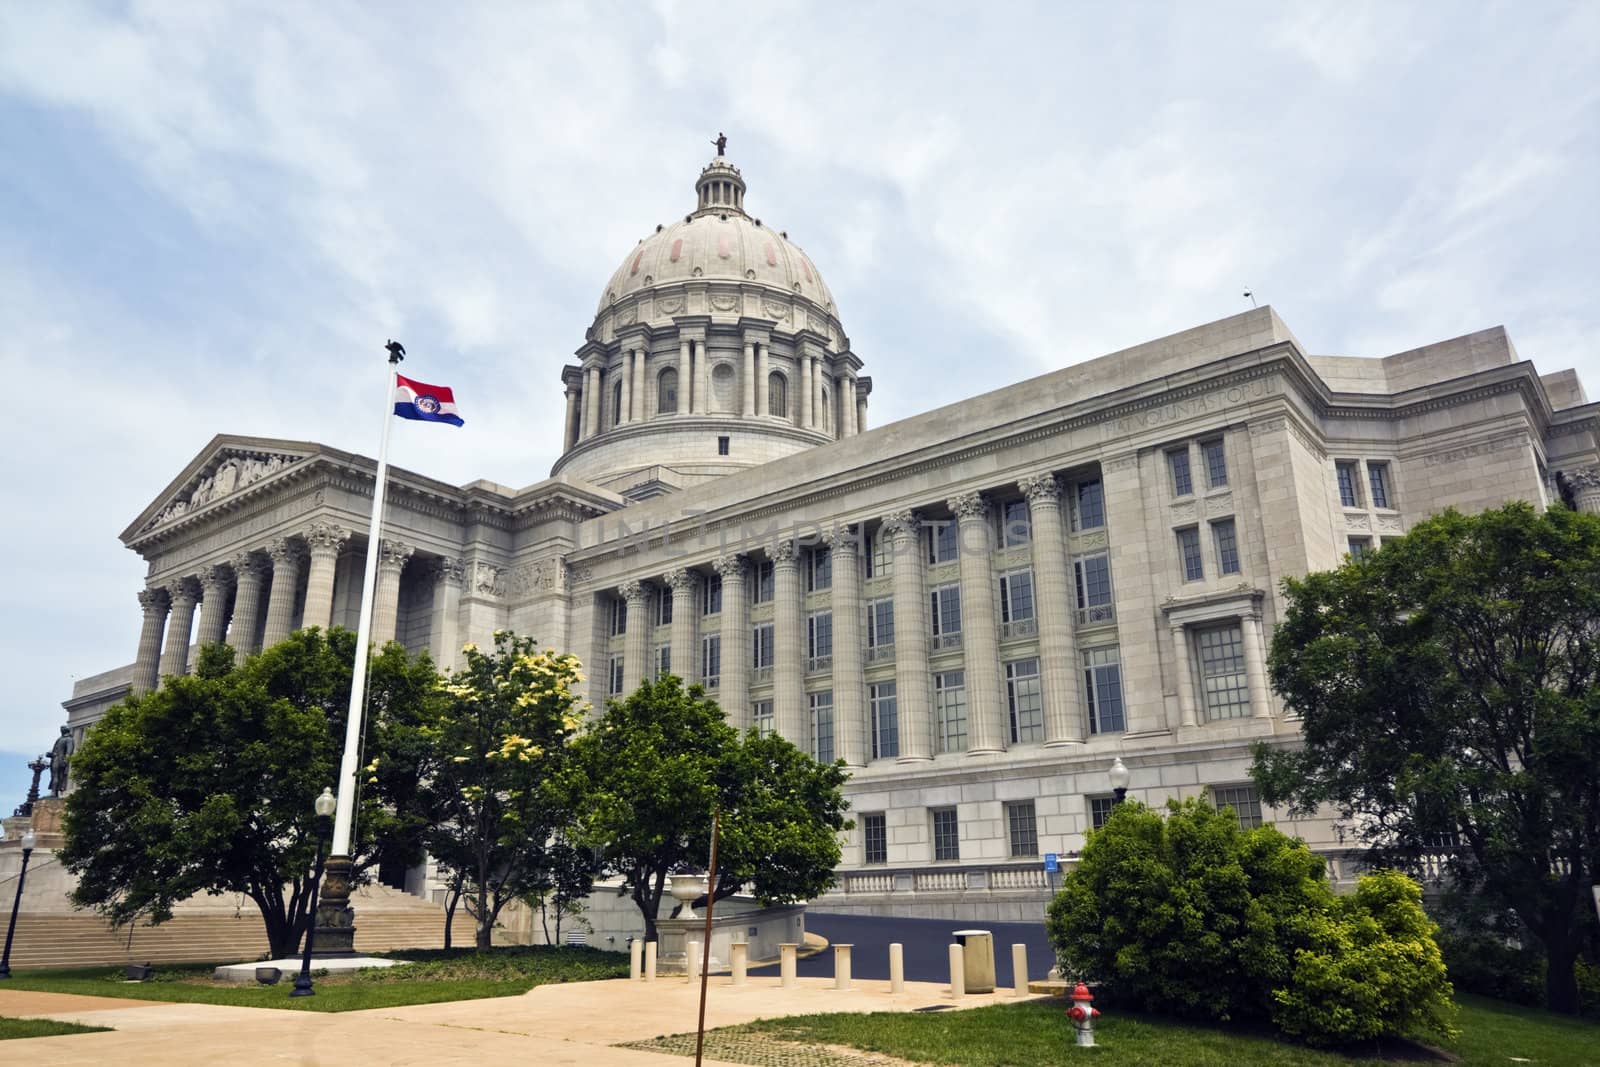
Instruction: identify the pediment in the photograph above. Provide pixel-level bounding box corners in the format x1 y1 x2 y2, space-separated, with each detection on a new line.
124 435 322 542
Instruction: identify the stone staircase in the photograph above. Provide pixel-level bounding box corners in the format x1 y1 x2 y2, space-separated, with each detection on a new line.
0 882 453 971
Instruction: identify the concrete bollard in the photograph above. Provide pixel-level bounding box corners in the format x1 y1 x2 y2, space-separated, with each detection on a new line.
1012 943 1028 997
645 940 658 982
833 944 853 990
731 942 748 986
780 943 799 988
889 942 905 993
948 943 966 998
687 939 701 980
630 938 643 981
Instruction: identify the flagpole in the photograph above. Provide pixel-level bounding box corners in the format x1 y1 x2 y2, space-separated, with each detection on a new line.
314 342 401 957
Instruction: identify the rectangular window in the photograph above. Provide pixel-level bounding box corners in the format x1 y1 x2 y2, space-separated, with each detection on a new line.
701 574 722 616
1368 462 1391 509
934 670 968 753
610 598 628 636
1088 795 1117 831
863 812 888 865
1347 536 1372 559
998 568 1035 631
806 546 833 592
1072 478 1105 531
867 528 894 578
656 592 674 627
930 584 963 648
926 521 958 564
655 645 671 678
608 654 624 695
807 610 833 669
1213 784 1263 829
1196 623 1251 720
1213 518 1241 576
932 807 960 861
866 598 896 657
752 699 774 737
717 435 730 456
1168 449 1193 496
1336 461 1361 508
999 499 1032 547
1005 658 1044 743
700 634 721 687
752 623 775 670
1177 526 1204 581
1082 646 1125 734
809 690 835 763
1073 553 1115 625
1006 801 1039 857
870 681 899 759
752 560 775 603
1202 438 1228 488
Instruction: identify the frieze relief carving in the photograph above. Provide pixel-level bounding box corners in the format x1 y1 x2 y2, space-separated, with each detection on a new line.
1345 513 1372 532
761 297 791 321
1070 530 1109 552
147 451 303 529
616 304 638 326
710 293 739 312
504 559 562 598
657 295 685 315
1170 501 1198 522
471 561 502 597
1205 491 1233 516
1375 514 1403 533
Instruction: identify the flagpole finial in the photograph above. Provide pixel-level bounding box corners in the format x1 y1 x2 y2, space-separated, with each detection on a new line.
385 339 406 364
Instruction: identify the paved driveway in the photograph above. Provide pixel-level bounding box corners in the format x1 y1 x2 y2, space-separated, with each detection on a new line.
750 912 1054 987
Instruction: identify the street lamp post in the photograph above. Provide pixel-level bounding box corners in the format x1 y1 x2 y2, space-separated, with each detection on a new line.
1108 757 1131 806
290 788 338 998
0 828 38 979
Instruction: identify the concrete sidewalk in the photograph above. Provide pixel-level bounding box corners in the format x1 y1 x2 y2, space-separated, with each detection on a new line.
0 974 1044 1065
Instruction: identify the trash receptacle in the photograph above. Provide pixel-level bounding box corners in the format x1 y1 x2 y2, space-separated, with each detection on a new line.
952 929 996 993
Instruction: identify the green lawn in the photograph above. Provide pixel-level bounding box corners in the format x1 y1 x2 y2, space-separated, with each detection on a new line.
735 994 1599 1067
0 945 629 1013
0 1016 112 1040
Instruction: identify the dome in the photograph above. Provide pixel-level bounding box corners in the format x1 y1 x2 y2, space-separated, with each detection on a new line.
597 155 837 316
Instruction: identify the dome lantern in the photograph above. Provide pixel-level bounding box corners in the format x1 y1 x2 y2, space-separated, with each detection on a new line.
693 153 747 217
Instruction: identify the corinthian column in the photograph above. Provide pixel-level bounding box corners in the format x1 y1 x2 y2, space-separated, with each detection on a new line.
799 356 813 429
428 558 466 668
664 569 699 685
618 352 633 426
372 539 414 646
741 342 756 416
619 580 650 693
633 348 647 420
132 587 169 696
583 364 600 439
772 540 806 746
563 387 579 450
301 521 349 632
261 537 305 649
884 510 932 761
678 339 692 414
228 551 268 655
756 343 769 415
714 555 749 729
951 492 1005 755
1568 465 1600 515
195 564 233 648
159 578 200 681
1019 473 1084 745
824 527 866 766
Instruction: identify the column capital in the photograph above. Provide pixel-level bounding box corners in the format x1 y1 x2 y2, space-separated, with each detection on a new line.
1017 472 1062 504
771 539 800 566
712 553 747 580
164 577 200 606
1564 464 1600 490
197 564 232 594
377 539 414 573
303 521 350 557
617 578 649 603
266 536 304 566
820 524 859 554
948 491 989 520
138 586 170 613
880 509 919 540
663 568 698 594
230 550 269 582
430 557 467 588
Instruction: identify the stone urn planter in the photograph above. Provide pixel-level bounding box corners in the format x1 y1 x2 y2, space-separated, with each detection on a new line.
669 873 707 920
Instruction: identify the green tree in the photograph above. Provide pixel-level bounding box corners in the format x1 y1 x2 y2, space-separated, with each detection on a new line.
566 676 850 942
1252 502 1600 1014
409 633 587 949
62 630 438 958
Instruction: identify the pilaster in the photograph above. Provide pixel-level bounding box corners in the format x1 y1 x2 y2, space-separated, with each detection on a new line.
823 527 866 766
884 510 932 761
950 491 1005 755
1019 473 1084 745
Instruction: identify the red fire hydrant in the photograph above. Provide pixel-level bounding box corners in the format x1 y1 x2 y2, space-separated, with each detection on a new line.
1066 982 1100 1047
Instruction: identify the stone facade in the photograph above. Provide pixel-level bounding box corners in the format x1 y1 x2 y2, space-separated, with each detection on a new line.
61 150 1600 915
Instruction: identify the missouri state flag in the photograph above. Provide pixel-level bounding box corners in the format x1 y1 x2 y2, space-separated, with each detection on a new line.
393 374 465 426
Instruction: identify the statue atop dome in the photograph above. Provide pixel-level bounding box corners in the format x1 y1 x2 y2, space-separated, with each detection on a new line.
712 131 727 156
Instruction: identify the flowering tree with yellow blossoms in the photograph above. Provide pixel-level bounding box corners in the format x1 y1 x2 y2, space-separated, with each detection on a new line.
411 632 589 949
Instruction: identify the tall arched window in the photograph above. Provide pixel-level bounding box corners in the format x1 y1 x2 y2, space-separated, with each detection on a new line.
768 372 788 418
658 368 678 414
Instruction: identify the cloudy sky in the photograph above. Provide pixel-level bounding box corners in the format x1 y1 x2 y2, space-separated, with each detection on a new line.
1 1 1596 805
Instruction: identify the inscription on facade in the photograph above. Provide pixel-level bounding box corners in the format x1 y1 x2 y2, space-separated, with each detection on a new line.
1113 377 1273 435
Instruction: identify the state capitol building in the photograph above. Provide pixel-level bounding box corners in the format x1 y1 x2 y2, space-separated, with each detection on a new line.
62 147 1600 917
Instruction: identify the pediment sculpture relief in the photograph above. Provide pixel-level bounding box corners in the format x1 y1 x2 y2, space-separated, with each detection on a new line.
147 452 302 529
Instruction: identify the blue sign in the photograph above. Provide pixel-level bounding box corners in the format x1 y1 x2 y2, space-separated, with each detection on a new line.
1044 852 1059 873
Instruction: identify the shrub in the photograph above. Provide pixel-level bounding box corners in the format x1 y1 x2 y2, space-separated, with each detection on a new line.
1047 797 1456 1046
